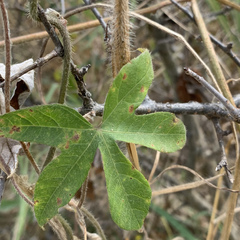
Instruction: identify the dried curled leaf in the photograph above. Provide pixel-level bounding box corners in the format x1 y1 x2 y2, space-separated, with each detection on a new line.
0 59 34 110
0 138 21 177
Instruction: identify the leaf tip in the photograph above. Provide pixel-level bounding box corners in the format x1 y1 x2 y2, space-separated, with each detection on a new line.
137 48 147 53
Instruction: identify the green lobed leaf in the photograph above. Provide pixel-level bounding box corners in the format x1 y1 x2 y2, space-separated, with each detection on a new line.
0 49 186 230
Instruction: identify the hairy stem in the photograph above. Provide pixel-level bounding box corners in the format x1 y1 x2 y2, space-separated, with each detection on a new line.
42 9 72 168
77 175 89 208
45 8 71 104
49 215 74 240
11 176 34 207
28 0 39 21
0 0 11 113
112 0 131 76
111 0 140 171
81 207 107 240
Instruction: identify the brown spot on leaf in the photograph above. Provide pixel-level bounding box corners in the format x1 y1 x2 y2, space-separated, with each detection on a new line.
131 165 135 170
123 73 127 80
9 126 21 134
173 117 179 124
34 200 39 205
71 134 80 142
65 141 69 149
29 109 33 112
140 86 144 93
128 105 134 113
57 198 62 206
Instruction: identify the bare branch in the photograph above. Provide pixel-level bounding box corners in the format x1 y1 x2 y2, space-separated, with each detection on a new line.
170 0 240 67
184 68 240 122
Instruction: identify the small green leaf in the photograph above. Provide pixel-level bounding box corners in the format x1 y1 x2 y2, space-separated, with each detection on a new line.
103 112 185 152
102 49 185 152
103 49 153 127
34 133 98 226
0 104 98 226
0 49 186 230
98 133 151 230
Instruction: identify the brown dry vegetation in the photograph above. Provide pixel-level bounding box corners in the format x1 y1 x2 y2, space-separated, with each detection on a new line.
1 0 240 239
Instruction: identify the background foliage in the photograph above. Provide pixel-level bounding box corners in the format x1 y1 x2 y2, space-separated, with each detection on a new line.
0 0 240 239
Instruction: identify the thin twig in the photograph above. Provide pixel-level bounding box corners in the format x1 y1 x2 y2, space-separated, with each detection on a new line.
170 0 240 67
217 0 240 12
130 12 222 94
151 165 238 197
206 168 224 240
76 208 87 240
77 175 89 208
184 68 240 122
0 169 7 204
69 199 107 240
0 1 190 48
0 50 58 88
37 5 64 57
191 0 233 102
60 0 65 15
79 94 240 122
148 151 160 182
211 118 233 182
72 64 95 109
20 141 40 175
83 0 106 30
213 207 240 224
48 215 74 240
0 0 11 113
11 176 34 207
81 207 107 240
13 51 57 83
36 38 49 105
